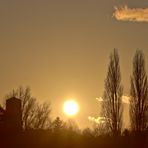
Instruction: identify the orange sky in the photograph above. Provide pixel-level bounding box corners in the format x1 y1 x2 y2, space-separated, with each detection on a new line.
0 0 148 128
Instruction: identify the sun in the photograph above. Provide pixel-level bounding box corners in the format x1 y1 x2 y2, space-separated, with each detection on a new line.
63 100 79 116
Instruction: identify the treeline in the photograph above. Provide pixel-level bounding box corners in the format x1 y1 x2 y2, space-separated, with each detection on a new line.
0 125 148 148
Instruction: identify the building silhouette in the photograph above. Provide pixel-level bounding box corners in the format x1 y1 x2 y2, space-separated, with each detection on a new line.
0 97 22 132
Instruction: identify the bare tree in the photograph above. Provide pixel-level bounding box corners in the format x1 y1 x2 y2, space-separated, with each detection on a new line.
102 49 123 136
5 86 51 130
130 50 148 132
65 119 80 133
30 102 51 129
92 122 110 137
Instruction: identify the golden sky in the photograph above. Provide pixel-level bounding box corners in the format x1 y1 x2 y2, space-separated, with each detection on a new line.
0 0 148 128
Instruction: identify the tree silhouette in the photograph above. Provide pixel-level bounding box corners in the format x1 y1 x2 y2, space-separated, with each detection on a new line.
92 122 109 137
51 117 64 132
82 128 93 137
30 102 51 129
102 49 123 136
130 50 148 132
65 119 79 132
5 86 51 130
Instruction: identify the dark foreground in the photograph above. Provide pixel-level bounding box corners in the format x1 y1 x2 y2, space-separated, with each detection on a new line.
0 130 148 148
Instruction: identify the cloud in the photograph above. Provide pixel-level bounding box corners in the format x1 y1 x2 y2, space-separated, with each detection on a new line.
113 5 148 22
96 97 103 102
96 96 130 104
122 96 130 104
88 116 106 124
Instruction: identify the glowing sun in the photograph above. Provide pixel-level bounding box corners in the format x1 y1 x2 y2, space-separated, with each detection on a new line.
63 100 79 116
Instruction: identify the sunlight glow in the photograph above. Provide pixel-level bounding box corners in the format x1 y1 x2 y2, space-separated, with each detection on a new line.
63 100 79 116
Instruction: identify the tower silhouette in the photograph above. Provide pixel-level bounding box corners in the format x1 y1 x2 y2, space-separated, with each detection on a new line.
5 97 22 132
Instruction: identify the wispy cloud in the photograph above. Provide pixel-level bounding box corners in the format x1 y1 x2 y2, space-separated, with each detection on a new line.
122 95 130 104
96 96 130 104
88 116 106 124
96 97 103 102
113 5 148 22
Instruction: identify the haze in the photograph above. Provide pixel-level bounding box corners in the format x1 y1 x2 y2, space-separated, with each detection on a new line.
0 0 148 128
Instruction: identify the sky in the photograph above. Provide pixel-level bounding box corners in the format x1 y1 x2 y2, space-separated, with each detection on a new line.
0 0 148 129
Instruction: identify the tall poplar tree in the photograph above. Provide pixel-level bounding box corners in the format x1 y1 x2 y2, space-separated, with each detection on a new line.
130 50 148 132
102 49 123 136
